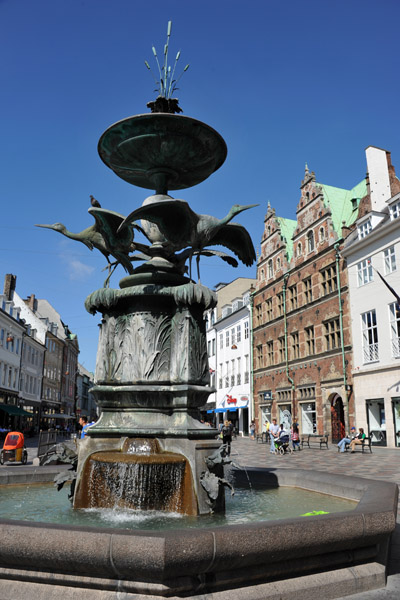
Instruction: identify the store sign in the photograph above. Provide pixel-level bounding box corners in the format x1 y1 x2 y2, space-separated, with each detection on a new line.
263 391 272 402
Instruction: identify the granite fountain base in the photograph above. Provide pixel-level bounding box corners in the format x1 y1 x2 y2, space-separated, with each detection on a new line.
0 467 397 600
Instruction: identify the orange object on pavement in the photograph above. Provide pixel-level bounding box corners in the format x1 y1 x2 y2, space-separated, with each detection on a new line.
1 432 27 464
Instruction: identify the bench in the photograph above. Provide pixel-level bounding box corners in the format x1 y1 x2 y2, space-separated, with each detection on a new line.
256 432 268 443
301 433 329 450
344 437 372 453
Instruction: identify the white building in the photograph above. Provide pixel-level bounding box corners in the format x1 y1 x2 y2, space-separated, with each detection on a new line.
342 146 400 448
205 278 256 435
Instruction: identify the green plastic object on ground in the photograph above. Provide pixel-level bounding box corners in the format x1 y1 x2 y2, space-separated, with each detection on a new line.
301 510 330 516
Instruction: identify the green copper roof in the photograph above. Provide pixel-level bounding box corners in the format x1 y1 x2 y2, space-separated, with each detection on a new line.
276 217 297 262
318 178 367 234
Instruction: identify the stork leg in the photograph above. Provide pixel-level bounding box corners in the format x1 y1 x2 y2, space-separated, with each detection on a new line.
196 253 201 283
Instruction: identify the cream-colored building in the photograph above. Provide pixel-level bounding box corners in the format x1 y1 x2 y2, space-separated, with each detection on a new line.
342 147 400 448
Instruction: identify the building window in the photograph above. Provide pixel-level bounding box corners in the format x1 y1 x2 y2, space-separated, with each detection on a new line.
324 318 341 350
212 338 216 355
357 258 373 286
358 219 372 239
255 304 262 326
390 199 400 220
297 242 302 257
244 321 249 339
361 309 379 363
277 292 284 316
225 362 229 387
231 359 235 387
265 298 273 322
218 363 223 389
268 259 273 279
256 344 264 369
244 354 249 383
384 246 396 274
319 227 325 243
219 334 223 350
278 337 285 363
389 302 400 358
305 326 315 355
231 328 235 346
289 285 298 311
236 325 241 343
307 230 315 253
266 340 274 366
321 265 337 295
301 402 317 434
237 357 241 385
304 277 312 304
277 257 281 270
291 332 299 359
226 330 230 347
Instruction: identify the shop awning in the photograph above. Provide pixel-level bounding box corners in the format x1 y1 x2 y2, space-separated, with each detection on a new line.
0 403 33 416
42 413 75 420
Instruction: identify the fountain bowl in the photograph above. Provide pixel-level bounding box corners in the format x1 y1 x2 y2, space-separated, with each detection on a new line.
0 466 397 599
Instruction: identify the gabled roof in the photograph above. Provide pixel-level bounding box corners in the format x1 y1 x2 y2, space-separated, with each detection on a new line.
318 179 367 234
275 217 297 262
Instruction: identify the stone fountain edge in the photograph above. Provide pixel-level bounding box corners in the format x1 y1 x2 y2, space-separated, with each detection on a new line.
0 467 397 599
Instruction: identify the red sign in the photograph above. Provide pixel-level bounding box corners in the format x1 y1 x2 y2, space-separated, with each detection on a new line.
226 395 237 405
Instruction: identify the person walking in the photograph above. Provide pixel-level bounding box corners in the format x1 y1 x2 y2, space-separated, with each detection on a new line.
291 424 301 451
250 420 256 440
221 420 233 456
269 418 279 454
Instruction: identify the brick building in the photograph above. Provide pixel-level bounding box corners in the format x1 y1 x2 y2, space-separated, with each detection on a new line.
253 165 367 441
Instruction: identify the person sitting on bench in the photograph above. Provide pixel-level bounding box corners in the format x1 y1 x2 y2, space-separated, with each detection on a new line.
337 427 356 453
349 428 366 453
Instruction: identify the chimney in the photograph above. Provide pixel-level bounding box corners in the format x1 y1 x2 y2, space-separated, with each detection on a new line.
365 146 391 211
25 294 37 312
3 274 16 301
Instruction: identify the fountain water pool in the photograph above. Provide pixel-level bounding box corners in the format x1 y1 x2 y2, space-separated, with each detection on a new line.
0 481 358 530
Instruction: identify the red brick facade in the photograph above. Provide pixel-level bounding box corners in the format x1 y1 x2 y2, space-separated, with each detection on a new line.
253 169 357 442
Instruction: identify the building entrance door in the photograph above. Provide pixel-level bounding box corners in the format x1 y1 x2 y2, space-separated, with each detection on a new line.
331 396 345 443
392 398 400 447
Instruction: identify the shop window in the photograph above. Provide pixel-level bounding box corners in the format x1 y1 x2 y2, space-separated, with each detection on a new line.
301 402 317 434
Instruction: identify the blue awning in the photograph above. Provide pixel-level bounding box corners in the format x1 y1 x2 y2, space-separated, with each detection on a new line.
207 410 214 413
215 408 225 413
227 407 238 412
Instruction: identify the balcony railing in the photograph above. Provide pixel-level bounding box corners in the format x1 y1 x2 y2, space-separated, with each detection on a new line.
244 371 249 384
392 337 400 358
363 342 379 363
231 375 235 387
237 374 241 385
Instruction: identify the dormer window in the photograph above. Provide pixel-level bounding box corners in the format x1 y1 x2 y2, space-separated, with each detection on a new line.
390 199 400 220
358 218 372 239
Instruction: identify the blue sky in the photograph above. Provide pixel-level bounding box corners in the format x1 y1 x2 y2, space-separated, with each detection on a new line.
1 0 399 372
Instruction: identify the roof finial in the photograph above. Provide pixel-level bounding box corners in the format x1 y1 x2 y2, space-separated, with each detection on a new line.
305 162 309 176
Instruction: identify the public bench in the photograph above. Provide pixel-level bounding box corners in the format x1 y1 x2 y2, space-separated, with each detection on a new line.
256 432 268 443
301 433 329 450
343 436 372 453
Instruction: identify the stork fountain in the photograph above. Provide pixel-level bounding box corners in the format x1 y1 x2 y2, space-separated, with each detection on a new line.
38 24 256 515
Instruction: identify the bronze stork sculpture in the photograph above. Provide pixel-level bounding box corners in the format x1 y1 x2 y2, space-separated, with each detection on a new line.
36 207 150 287
118 200 258 280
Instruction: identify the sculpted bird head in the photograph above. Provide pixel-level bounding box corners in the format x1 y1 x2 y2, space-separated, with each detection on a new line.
35 223 67 234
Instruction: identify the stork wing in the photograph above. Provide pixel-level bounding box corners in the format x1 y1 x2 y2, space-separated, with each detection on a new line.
89 207 133 247
118 200 197 246
196 249 239 268
210 223 256 267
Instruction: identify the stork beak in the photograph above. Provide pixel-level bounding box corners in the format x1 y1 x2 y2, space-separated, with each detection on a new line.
35 224 54 229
